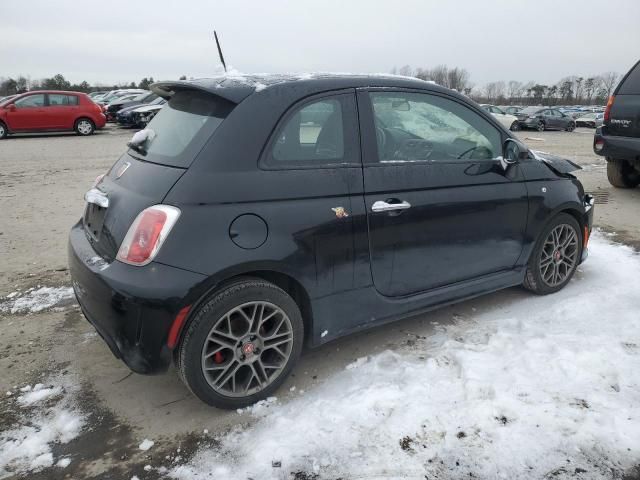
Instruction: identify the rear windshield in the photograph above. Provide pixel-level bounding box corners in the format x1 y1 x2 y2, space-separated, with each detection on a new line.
127 90 235 168
618 61 640 95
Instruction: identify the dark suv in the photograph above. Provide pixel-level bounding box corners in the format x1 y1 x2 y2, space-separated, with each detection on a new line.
68 74 594 408
594 60 640 188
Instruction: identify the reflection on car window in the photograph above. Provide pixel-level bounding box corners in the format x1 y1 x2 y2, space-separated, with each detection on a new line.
272 99 344 162
15 94 45 109
370 92 501 163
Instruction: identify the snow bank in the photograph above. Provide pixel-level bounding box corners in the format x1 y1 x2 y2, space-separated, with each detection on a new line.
0 287 74 314
0 376 85 478
171 233 640 480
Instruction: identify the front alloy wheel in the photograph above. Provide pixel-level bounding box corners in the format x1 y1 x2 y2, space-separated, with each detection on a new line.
177 278 303 409
523 213 582 295
510 121 520 131
0 122 7 139
537 121 545 132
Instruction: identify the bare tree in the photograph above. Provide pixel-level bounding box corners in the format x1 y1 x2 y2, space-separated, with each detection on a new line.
398 65 413 77
447 67 470 92
601 72 619 97
507 80 523 102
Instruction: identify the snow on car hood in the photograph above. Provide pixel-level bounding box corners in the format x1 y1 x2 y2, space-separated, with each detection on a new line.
531 150 582 174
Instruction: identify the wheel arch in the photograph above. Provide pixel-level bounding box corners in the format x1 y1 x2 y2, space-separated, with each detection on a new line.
174 265 315 358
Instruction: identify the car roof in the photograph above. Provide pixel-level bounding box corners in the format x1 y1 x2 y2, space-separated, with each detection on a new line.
151 73 454 104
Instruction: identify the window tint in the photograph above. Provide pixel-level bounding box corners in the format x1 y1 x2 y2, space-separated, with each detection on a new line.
493 107 505 114
127 90 235 168
269 94 359 166
14 94 45 108
619 62 640 95
48 94 79 106
369 92 502 163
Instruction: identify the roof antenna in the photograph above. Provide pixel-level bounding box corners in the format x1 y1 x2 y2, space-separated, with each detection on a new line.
214 31 227 73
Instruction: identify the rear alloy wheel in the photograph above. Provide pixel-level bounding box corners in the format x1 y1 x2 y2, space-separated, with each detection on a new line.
0 122 7 139
523 213 582 295
607 159 640 188
74 118 95 136
177 278 304 409
566 122 575 132
537 121 545 132
510 121 520 131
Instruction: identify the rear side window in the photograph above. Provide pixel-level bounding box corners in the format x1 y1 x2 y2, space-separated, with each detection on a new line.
264 92 359 168
618 62 640 95
127 90 235 168
48 94 79 106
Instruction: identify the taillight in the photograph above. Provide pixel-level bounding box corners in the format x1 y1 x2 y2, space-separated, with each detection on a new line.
604 95 615 122
116 205 181 266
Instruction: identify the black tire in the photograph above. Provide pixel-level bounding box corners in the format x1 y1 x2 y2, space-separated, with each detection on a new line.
0 121 7 139
523 213 582 295
74 118 95 136
177 278 304 409
565 122 575 132
607 159 640 188
537 121 545 132
510 121 520 131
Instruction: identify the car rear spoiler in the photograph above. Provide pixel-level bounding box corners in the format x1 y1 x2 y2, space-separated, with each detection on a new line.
151 78 254 104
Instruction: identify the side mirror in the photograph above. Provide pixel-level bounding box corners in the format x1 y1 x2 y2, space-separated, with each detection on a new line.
503 138 529 167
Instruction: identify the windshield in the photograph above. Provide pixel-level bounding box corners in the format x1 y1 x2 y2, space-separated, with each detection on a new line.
127 90 235 168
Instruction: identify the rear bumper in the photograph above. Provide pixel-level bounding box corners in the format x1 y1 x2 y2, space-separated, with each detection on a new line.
95 114 107 129
68 221 206 374
593 127 640 160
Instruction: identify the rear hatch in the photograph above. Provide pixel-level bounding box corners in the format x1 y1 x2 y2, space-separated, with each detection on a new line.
83 89 236 261
607 61 640 138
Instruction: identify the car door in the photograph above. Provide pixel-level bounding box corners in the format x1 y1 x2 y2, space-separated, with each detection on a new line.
554 109 569 128
541 109 555 128
46 93 80 129
5 93 47 130
358 89 528 297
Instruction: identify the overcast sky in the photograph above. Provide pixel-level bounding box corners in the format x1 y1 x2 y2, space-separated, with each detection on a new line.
1 0 638 87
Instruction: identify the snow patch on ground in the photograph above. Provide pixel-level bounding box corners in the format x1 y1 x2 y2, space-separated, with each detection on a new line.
0 375 85 478
0 286 74 314
171 233 640 480
139 439 154 451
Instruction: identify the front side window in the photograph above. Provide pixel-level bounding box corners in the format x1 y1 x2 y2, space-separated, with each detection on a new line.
272 98 346 163
14 94 45 109
369 92 502 163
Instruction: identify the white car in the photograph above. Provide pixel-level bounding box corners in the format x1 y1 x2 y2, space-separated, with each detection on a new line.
130 102 165 127
480 104 520 131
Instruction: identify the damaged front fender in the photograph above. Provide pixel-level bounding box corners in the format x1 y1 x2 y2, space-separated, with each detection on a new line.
530 150 582 175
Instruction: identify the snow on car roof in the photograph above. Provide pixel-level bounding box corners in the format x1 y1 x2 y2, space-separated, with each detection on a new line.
151 69 444 104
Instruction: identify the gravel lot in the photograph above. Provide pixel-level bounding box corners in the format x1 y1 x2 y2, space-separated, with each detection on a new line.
0 125 638 478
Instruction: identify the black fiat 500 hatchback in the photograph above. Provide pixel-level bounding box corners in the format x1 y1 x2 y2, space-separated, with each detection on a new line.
69 74 594 408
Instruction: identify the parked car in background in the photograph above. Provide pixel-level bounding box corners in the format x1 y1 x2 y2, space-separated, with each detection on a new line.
576 112 604 128
0 90 105 139
129 100 165 127
594 59 640 188
116 97 165 127
88 91 109 100
105 91 158 121
480 104 520 130
69 74 594 408
503 106 523 115
515 107 576 131
98 89 147 106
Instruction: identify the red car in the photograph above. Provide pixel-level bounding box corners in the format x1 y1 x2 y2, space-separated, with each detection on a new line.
0 90 106 139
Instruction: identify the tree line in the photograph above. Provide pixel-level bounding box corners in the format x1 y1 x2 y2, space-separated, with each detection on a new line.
392 65 619 106
3 70 621 106
0 74 189 97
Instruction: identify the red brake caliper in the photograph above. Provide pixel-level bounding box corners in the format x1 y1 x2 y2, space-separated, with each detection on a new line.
214 351 224 364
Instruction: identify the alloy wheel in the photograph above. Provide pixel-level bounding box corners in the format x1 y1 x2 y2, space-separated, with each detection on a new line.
201 301 294 398
539 224 579 287
77 120 93 135
537 121 545 132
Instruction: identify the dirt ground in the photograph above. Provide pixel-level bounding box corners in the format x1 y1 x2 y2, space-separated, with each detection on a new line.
0 126 638 479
